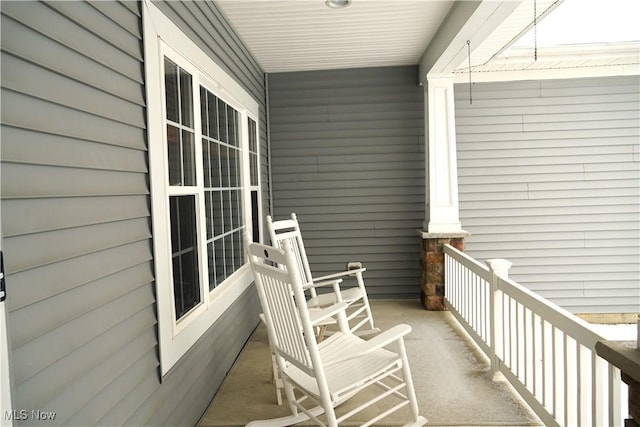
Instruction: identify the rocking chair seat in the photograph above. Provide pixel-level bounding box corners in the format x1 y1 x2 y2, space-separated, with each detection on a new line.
284 333 401 401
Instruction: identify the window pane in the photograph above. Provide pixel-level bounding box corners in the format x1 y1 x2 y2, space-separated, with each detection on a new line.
224 233 233 279
217 98 227 143
248 118 258 186
248 118 257 152
213 190 223 236
233 230 243 271
170 196 200 320
227 105 236 147
228 148 238 188
231 189 242 231
164 58 179 123
224 190 232 233
200 87 208 136
210 144 221 188
251 190 259 242
182 130 196 186
250 154 258 187
202 139 211 188
208 92 218 140
167 125 181 185
179 69 193 128
205 191 213 240
220 146 230 188
207 242 216 292
215 238 226 287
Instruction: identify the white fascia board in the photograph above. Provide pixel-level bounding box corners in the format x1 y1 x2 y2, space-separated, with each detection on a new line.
453 63 640 83
419 0 522 83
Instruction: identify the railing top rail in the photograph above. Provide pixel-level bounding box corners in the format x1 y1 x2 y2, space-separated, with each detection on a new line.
443 244 606 350
444 244 489 277
497 274 605 349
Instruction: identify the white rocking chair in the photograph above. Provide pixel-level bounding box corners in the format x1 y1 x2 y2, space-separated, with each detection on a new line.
267 213 377 336
247 241 427 427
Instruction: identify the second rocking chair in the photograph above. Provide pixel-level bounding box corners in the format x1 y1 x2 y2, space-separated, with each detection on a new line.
266 213 377 336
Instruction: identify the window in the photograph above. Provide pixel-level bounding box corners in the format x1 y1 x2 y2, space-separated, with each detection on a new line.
248 118 260 242
200 87 245 292
164 58 201 320
144 2 261 375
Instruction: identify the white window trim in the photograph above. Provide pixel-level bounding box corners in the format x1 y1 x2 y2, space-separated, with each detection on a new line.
1 250 13 427
143 0 260 376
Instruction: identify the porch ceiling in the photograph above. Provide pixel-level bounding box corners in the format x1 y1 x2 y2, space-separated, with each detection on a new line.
215 0 456 73
216 0 640 78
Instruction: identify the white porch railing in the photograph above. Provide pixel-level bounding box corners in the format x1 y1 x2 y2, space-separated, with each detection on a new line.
443 244 626 427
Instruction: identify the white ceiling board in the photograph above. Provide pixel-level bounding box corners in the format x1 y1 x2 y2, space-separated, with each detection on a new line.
216 0 455 73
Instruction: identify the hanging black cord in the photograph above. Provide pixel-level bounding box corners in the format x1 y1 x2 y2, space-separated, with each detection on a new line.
467 40 472 105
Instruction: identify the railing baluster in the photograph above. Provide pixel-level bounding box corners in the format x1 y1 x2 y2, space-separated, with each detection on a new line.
608 364 621 427
479 276 483 338
552 326 558 421
532 312 538 398
576 341 582 427
509 297 518 375
505 296 510 369
563 332 569 427
541 318 547 408
516 301 521 379
594 354 605 427
470 272 475 329
591 352 597 427
524 308 529 389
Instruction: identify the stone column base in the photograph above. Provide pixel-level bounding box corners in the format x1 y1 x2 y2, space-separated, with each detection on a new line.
418 230 469 311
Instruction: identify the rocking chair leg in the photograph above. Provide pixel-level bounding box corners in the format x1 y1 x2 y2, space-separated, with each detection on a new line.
245 405 326 427
397 339 424 424
403 415 428 426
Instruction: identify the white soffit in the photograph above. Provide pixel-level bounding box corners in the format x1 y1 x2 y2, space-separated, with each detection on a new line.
215 0 454 73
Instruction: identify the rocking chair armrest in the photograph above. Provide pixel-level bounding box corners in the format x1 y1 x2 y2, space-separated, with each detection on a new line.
312 267 366 282
302 278 343 291
361 324 412 351
308 302 349 326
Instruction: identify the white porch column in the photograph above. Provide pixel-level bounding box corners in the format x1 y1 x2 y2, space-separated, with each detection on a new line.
423 75 463 234
416 0 517 310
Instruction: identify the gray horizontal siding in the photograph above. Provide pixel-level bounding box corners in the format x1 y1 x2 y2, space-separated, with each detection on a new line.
1 1 264 425
268 66 424 298
455 76 640 314
1 1 154 424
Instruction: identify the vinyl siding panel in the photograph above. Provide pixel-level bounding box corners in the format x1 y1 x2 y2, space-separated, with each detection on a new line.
1 1 264 425
268 67 424 298
455 76 640 314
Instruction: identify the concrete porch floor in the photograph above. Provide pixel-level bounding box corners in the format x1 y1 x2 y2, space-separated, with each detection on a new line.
198 299 543 426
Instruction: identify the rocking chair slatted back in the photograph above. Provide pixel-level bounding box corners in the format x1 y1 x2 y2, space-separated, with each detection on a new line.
248 242 316 373
265 216 315 290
